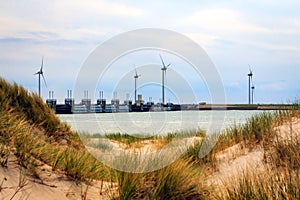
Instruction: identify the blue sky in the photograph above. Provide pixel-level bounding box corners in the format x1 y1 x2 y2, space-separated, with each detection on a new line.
0 0 299 104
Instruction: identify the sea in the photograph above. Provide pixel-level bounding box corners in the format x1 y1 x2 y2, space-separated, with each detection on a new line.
58 110 271 136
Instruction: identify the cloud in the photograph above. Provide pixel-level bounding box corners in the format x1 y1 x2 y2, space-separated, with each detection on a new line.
183 32 219 47
182 7 300 52
53 0 145 18
0 15 46 38
0 1 145 43
183 8 270 36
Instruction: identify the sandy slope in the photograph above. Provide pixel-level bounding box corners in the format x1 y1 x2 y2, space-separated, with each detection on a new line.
208 117 300 192
0 152 114 200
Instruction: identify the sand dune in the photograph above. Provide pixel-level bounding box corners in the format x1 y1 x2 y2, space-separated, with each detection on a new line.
1 118 299 199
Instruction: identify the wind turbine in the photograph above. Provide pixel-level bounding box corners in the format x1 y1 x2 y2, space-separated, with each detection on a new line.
134 67 141 104
159 54 171 105
247 66 253 104
34 57 47 97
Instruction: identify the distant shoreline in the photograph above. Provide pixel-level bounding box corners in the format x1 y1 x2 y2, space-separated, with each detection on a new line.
196 104 295 111
53 103 295 115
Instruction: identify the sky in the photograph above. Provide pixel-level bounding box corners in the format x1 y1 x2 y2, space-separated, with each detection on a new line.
0 0 299 104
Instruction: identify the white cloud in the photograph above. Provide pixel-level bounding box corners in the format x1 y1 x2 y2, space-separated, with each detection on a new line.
182 7 300 52
0 1 145 42
183 8 270 36
0 15 47 38
183 32 219 47
52 0 145 18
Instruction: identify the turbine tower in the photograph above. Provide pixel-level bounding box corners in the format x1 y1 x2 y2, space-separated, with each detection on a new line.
159 54 170 105
247 66 253 104
134 68 141 104
251 85 255 104
34 57 47 97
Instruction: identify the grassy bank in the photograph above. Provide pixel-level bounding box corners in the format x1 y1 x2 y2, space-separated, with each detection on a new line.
1 77 300 199
0 78 110 182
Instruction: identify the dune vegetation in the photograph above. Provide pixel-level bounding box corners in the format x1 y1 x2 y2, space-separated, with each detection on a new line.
0 77 299 199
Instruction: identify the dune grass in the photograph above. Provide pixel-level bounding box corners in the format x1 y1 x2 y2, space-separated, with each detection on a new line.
0 78 110 182
105 133 155 145
0 78 82 148
0 105 109 182
111 158 209 199
209 105 300 199
217 135 300 200
104 129 206 146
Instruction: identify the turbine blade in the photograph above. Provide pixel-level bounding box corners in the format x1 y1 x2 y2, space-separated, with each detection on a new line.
40 56 44 72
248 64 253 75
42 74 47 87
159 54 165 67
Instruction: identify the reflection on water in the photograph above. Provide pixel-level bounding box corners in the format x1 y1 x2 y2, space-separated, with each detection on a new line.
58 110 269 135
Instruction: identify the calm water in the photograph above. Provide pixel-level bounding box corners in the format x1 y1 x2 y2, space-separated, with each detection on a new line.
58 110 270 135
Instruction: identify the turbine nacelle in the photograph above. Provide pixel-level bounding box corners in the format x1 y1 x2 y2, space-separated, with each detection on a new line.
159 54 171 71
248 65 253 77
134 68 141 79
